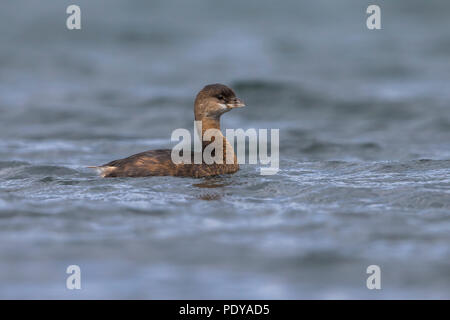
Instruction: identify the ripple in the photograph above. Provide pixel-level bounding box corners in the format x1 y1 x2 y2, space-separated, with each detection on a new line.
0 165 78 179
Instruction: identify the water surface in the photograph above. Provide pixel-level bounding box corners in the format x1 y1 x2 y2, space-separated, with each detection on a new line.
0 0 449 299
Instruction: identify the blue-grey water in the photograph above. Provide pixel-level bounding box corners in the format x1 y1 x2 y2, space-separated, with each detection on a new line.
1 0 449 299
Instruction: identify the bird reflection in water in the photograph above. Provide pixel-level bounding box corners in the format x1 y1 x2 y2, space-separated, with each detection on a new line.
193 177 232 200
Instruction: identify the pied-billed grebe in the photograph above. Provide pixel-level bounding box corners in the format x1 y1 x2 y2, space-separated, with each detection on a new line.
89 84 245 178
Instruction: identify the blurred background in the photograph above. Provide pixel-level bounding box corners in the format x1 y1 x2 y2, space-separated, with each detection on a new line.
0 0 449 298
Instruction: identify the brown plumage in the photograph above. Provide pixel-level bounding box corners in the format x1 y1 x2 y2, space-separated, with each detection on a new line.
89 84 245 178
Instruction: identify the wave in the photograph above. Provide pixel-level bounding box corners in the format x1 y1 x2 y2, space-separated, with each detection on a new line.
0 164 78 179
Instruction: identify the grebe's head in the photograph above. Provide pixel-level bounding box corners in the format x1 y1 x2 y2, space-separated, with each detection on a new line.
194 83 245 120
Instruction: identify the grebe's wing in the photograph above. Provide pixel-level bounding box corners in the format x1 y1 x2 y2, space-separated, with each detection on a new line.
90 149 177 177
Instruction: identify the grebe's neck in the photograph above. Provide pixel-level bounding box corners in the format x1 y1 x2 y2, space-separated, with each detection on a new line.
198 117 237 165
200 117 221 137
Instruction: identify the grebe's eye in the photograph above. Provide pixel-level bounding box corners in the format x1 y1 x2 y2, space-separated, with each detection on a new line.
217 95 224 100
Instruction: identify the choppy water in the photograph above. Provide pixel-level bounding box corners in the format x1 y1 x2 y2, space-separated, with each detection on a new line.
0 0 449 299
